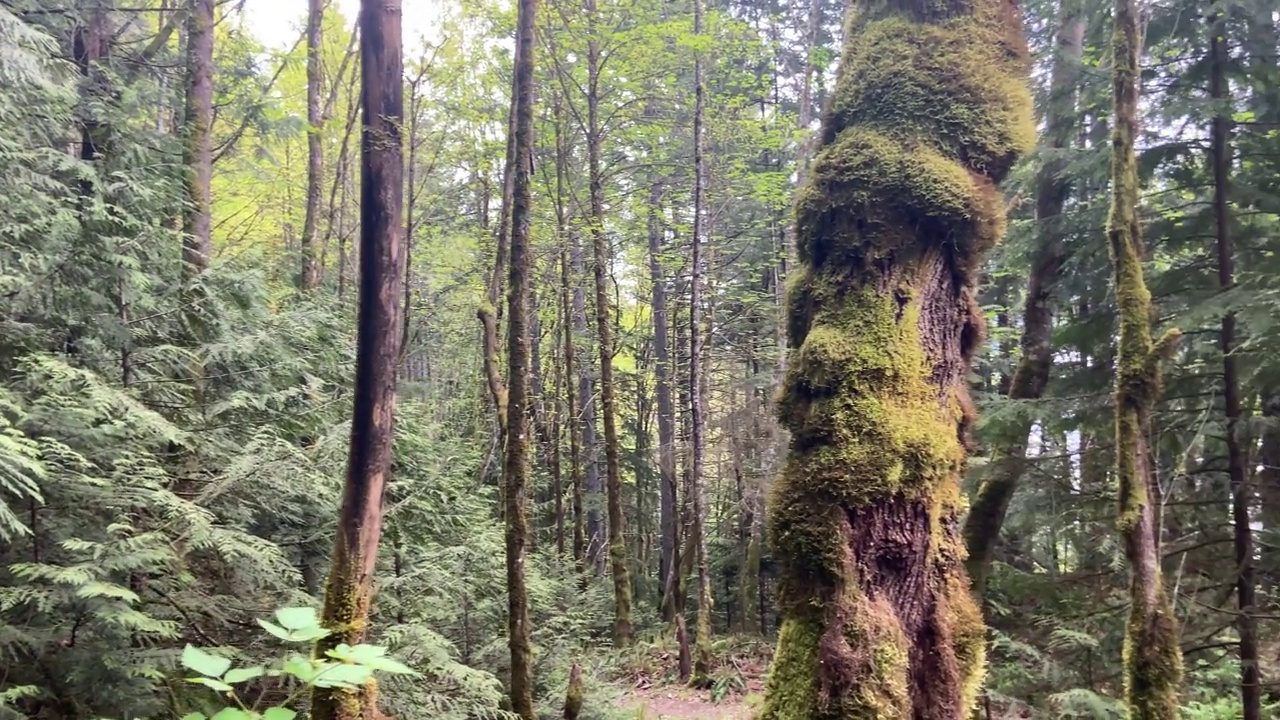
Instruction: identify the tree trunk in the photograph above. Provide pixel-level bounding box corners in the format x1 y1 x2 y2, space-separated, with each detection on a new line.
1208 13 1259 719
1108 0 1183 714
648 177 679 621
761 0 1032 716
962 2 1084 598
181 0 213 273
311 0 403 715
689 0 713 684
502 0 537 710
586 0 634 643
299 0 325 290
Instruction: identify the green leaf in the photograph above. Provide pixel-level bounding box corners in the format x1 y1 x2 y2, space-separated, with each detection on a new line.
181 714 208 720
187 677 234 692
223 666 265 684
258 618 328 642
282 655 321 683
257 619 292 641
210 709 253 720
262 708 297 720
274 606 320 631
182 645 232 679
312 663 373 689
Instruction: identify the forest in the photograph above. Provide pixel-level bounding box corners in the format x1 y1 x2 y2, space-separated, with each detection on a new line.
0 0 1278 717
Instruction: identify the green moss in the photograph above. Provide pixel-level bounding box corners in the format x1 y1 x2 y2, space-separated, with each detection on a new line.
762 618 821 720
828 12 1034 181
766 0 1031 714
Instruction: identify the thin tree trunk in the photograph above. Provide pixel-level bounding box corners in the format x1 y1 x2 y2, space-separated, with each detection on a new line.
1208 13 1259 719
648 174 679 620
311 0 403 715
564 249 587 567
572 233 603 572
963 3 1084 598
762 0 1032 714
689 0 713 685
1108 0 1183 714
586 0 633 644
299 0 325 290
502 0 537 709
181 0 214 273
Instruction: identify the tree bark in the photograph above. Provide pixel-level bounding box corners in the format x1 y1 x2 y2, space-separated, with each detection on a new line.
1107 0 1183 714
311 0 403 716
299 0 325 290
689 0 713 684
586 0 633 643
502 0 537 710
761 0 1032 716
647 176 679 619
962 1 1084 599
1208 13 1259 719
181 0 214 273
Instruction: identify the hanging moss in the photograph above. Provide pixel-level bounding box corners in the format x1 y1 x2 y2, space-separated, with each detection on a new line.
762 0 1032 716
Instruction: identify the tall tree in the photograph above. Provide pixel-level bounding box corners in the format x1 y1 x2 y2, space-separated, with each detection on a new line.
502 0 538 709
647 175 678 619
181 0 214 272
689 0 713 685
1207 11 1258 719
585 0 633 645
1107 0 1183 714
761 0 1033 714
963 0 1085 598
311 0 403 716
299 0 326 290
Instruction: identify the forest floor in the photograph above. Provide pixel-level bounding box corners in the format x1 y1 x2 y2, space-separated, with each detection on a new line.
615 636 769 719
623 683 760 719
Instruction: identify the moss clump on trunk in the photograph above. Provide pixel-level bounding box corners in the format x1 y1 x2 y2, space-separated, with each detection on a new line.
761 0 1031 717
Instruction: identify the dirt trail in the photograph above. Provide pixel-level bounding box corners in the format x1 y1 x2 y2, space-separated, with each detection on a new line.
625 687 755 719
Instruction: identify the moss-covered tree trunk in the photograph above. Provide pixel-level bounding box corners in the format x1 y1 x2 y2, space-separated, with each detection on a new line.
688 0 714 685
298 0 324 291
1107 0 1183 715
586 0 634 644
761 0 1032 716
501 0 537 711
311 0 403 716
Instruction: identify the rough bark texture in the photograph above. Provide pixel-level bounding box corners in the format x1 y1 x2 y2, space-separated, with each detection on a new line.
761 0 1033 716
571 235 603 570
962 1 1083 598
311 0 403 716
586 0 634 645
689 0 713 683
1107 0 1183 715
648 176 679 620
181 0 214 273
502 0 537 710
299 0 325 290
1208 14 1258 719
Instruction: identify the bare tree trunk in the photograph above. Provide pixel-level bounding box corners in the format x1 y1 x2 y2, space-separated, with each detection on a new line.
1208 12 1259 718
586 0 633 644
299 0 325 290
648 175 679 620
963 2 1084 598
762 0 1032 714
311 0 403 715
1108 0 1183 714
181 0 214 273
